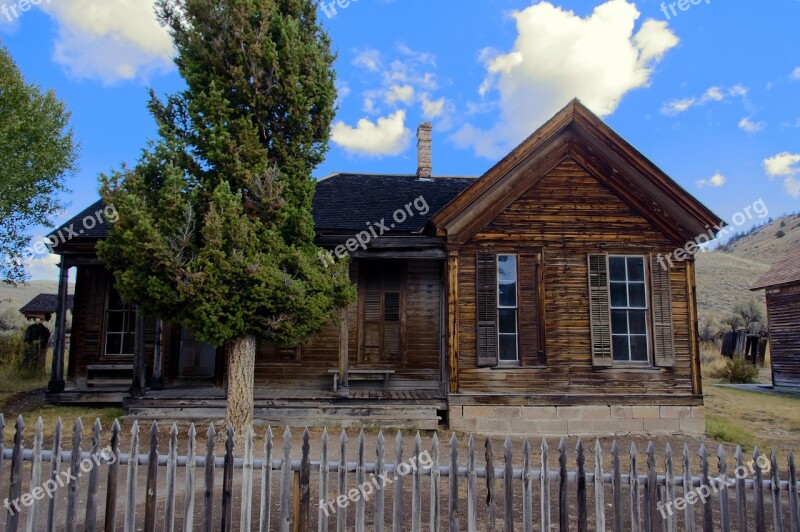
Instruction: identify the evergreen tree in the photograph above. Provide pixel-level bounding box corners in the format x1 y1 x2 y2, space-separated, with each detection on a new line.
99 0 354 435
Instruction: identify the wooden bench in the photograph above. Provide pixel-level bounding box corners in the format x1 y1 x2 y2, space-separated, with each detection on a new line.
328 369 395 392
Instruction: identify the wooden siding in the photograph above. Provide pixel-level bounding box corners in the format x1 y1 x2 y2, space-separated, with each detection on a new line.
454 157 697 396
765 283 800 389
254 259 443 390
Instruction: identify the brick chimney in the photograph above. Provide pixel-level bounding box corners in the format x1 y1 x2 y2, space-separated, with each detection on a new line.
416 122 432 179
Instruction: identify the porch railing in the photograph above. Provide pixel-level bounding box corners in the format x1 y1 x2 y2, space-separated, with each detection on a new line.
2 413 799 531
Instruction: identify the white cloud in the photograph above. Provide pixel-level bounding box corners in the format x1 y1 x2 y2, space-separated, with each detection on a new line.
421 94 446 119
452 0 678 158
384 84 415 105
696 173 726 188
738 117 765 133
792 67 800 80
26 253 61 282
353 49 382 72
661 84 749 116
396 44 436 67
331 110 411 156
38 0 174 84
763 152 800 198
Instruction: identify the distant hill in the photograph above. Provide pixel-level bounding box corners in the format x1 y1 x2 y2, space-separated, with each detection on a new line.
0 280 74 314
696 212 800 321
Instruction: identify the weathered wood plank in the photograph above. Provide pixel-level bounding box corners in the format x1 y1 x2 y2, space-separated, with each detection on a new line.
393 431 404 531
221 427 234 532
576 439 587 532
183 424 197 532
337 429 348 532
375 431 386 532
559 438 568 532
734 446 747 532
788 451 799 532
241 425 255 532
0 414 5 504
203 423 215 532
280 427 293 532
594 440 606 532
6 416 23 532
412 432 423 532
542 439 552 532
65 417 83 532
664 443 676 532
104 419 121 532
84 419 102 532
504 436 515 532
124 420 140 532
522 439 533 532
164 423 178 532
611 440 622 532
645 442 657 532
699 444 712 532
431 433 441 532
486 437 497 531
318 428 329 532
717 444 730 532
299 428 311 532
144 421 159 532
772 450 783 532
261 427 273 532
26 417 43 532
754 448 765 532
682 444 695 532
356 430 367 532
450 433 460 532
630 443 641 532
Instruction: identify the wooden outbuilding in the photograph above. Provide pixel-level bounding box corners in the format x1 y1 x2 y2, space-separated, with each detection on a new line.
751 247 800 389
44 100 721 435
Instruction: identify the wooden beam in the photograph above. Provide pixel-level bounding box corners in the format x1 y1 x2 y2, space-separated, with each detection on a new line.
686 261 703 395
130 307 146 398
447 251 460 394
48 259 70 392
150 320 164 390
337 307 349 398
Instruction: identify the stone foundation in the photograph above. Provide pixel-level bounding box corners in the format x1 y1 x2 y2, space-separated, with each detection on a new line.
448 404 705 436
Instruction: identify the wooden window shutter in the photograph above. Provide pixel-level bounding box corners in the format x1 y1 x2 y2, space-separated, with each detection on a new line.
587 254 613 367
519 253 544 366
649 255 676 367
476 253 498 367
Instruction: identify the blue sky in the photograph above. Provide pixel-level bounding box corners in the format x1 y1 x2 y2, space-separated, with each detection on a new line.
1 0 798 280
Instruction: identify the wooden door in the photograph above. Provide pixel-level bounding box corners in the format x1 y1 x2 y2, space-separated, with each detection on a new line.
178 328 216 379
359 261 406 365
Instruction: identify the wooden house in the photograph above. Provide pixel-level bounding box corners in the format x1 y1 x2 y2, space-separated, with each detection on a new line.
45 100 719 435
751 247 800 389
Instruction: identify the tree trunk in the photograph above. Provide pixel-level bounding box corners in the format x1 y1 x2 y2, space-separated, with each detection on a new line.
225 335 256 439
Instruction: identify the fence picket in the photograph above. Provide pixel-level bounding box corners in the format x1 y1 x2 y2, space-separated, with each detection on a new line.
165 423 178 532
664 444 676 532
144 421 159 532
772 450 784 532
203 423 215 532
699 444 713 532
375 431 386 532
611 441 622 532
522 439 533 532
280 427 293 532
184 424 196 532
25 417 43 532
505 436 515 532
318 428 329 532
718 444 730 532
105 419 121 532
45 417 63 532
6 416 23 532
0 414 4 500
542 439 552 532
467 435 476 532
431 433 441 532
788 452 799 532
412 432 423 532
300 428 311 532
449 433 460 532
356 430 367 532
338 429 348 532
486 437 497 531
630 443 641 532
241 425 254 532
84 419 102 532
393 431 404 531
595 440 606 532
221 426 234 532
682 444 695 532
65 418 83 532
734 446 747 532
576 439 587 532
754 448 765 532
559 438 568 532
124 420 140 532
645 442 657 532
261 427 273 532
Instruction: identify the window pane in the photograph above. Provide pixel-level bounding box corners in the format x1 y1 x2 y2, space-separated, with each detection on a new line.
609 257 627 281
122 333 135 355
497 255 517 282
105 334 121 355
498 309 517 334
499 282 517 307
629 310 648 335
107 312 123 333
612 335 630 361
499 334 518 361
628 283 647 308
611 310 628 334
630 335 649 361
610 282 628 307
627 257 645 281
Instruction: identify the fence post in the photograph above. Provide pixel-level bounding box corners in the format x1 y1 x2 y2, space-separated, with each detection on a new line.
467 435 476 532
66 417 83 532
734 446 747 532
105 419 121 532
84 419 102 532
0 414 4 501
788 452 799 532
682 444 695 532
664 443 676 532
611 441 622 532
144 421 159 532
261 427 273 532
431 433 441 532
717 444 730 532
412 432 423 532
559 438 568 532
241 425 254 532
771 450 783 532
5 416 23 532
754 448 765 532
644 442 657 532
486 437 497 531
338 429 348 532
576 439 587 532
541 439 551 532
522 439 533 532
630 443 641 532
318 428 329 532
449 433 460 532
165 423 178 532
393 431 404 532
124 420 140 532
183 423 196 532
375 431 386 532
356 430 366 532
504 436 515 532
26 417 44 532
280 427 293 532
595 440 606 532
203 423 215 532
299 428 310 532
221 426 235 532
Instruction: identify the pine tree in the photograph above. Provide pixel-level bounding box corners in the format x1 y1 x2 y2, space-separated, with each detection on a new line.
99 0 354 436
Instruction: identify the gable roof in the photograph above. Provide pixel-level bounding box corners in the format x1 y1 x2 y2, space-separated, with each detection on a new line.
431 99 723 246
751 247 800 290
19 293 74 315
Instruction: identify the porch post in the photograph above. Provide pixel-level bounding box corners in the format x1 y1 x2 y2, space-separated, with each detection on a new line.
337 307 349 397
48 259 70 392
130 307 146 397
446 250 460 394
150 320 164 389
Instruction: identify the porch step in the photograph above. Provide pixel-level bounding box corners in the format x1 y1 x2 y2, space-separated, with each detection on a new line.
86 364 134 388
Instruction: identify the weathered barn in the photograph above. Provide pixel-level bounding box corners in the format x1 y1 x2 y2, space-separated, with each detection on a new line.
44 100 721 435
19 293 74 322
751 247 800 389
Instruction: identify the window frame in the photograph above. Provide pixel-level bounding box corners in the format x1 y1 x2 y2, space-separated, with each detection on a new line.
496 254 520 365
607 254 652 365
103 287 137 357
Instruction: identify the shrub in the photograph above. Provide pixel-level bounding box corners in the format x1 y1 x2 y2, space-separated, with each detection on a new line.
776 230 786 238
780 220 786 227
0 331 26 364
711 358 761 384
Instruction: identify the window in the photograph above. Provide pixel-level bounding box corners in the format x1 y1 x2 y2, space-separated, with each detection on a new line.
497 255 519 362
105 288 137 356
608 256 649 362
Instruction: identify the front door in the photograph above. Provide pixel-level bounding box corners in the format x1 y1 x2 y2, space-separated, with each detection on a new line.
359 260 406 364
178 328 216 379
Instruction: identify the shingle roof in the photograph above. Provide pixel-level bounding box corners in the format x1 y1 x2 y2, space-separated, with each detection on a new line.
50 174 477 243
751 247 800 290
19 293 74 315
